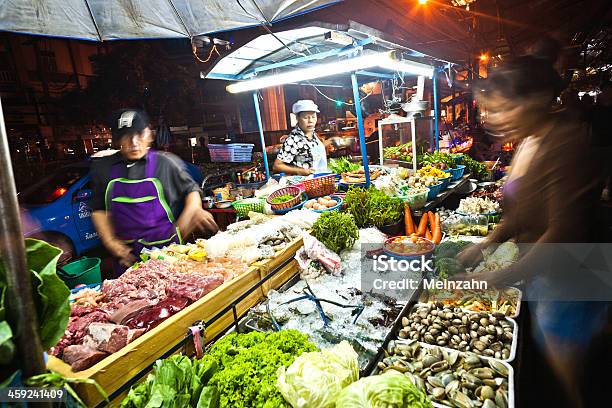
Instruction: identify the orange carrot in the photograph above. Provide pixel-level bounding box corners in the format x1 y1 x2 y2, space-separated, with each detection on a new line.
432 212 442 244
404 203 415 235
417 213 428 237
425 228 433 240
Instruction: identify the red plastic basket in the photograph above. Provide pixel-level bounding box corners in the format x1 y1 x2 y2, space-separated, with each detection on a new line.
266 186 303 211
302 175 336 198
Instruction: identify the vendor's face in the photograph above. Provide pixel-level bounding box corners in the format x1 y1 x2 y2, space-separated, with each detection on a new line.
479 90 550 141
297 111 317 134
119 127 153 161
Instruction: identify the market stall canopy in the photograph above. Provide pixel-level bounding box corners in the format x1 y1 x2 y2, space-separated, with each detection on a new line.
0 0 342 41
204 21 454 86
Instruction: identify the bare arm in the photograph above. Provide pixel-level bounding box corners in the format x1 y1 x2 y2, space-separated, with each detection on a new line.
273 158 312 176
92 210 136 267
176 191 218 239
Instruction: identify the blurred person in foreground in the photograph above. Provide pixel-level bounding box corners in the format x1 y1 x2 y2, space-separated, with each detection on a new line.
458 39 610 407
592 81 612 201
91 110 218 275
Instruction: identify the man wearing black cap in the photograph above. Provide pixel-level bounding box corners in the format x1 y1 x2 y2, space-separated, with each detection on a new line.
90 109 218 273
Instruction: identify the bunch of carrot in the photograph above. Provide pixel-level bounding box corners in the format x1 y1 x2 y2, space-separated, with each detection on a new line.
404 203 442 244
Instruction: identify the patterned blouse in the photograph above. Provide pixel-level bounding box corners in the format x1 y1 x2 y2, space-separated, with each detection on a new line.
276 127 320 170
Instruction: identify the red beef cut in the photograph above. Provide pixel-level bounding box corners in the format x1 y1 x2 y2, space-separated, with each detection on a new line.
84 323 130 354
165 274 224 303
110 299 154 324
50 309 110 358
62 345 108 371
127 328 147 343
123 296 189 331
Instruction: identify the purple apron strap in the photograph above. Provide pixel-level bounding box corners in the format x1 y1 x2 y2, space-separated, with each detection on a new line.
145 149 156 179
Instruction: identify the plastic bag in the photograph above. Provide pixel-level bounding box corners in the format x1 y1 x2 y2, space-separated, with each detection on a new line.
254 178 279 198
296 234 342 278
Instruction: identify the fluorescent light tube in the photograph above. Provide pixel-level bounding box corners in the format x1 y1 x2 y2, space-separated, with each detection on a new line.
225 52 435 93
379 58 434 78
226 52 389 93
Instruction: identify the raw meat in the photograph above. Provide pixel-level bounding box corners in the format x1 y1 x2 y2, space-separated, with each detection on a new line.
51 259 232 370
123 296 189 331
62 345 108 372
165 273 224 303
84 323 129 354
127 328 147 343
49 309 110 358
110 299 154 324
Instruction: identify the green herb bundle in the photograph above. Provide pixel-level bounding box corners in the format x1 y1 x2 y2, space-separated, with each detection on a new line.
311 212 359 254
462 155 488 181
343 187 403 228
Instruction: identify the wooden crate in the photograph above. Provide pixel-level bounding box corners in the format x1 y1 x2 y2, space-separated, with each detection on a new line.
258 259 300 297
47 266 263 407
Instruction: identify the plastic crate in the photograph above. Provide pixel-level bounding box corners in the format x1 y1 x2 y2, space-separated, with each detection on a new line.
208 143 254 163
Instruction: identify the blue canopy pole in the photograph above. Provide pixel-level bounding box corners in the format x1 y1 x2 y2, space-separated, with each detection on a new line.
350 73 370 187
252 91 270 180
432 68 440 151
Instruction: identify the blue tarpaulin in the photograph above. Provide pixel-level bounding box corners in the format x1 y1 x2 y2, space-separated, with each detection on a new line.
0 0 342 41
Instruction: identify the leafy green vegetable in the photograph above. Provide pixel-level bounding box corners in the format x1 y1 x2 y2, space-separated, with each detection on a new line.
342 187 371 228
434 241 471 279
0 239 70 385
120 355 218 408
434 240 471 259
344 187 403 228
0 321 15 366
25 239 71 349
271 195 296 204
202 330 316 408
328 158 360 174
462 155 488 181
418 151 455 170
435 258 464 280
276 341 359 408
26 370 109 406
335 371 432 408
311 212 359 254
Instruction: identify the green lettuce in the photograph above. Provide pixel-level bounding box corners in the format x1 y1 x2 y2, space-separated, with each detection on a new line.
120 355 218 408
276 341 359 408
25 239 71 349
203 330 317 408
335 371 433 408
0 238 70 385
0 321 15 366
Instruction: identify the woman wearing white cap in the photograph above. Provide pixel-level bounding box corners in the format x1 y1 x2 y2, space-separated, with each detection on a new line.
273 100 329 176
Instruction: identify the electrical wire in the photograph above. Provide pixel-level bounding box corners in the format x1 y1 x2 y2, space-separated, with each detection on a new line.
307 80 375 107
236 0 307 58
192 43 220 64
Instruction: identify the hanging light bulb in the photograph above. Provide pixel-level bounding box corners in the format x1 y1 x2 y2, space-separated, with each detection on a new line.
418 0 428 4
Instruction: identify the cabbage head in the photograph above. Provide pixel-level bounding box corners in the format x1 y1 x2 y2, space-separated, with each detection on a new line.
335 371 432 408
276 341 359 408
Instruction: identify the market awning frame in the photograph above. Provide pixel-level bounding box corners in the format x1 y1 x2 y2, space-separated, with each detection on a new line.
205 23 453 184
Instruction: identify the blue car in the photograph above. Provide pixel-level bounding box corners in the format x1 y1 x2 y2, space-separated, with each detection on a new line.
19 155 203 263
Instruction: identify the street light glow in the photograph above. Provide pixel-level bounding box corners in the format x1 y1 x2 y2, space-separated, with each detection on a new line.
418 0 428 4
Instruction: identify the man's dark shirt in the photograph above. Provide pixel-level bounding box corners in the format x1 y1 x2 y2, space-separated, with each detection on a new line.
90 151 201 219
